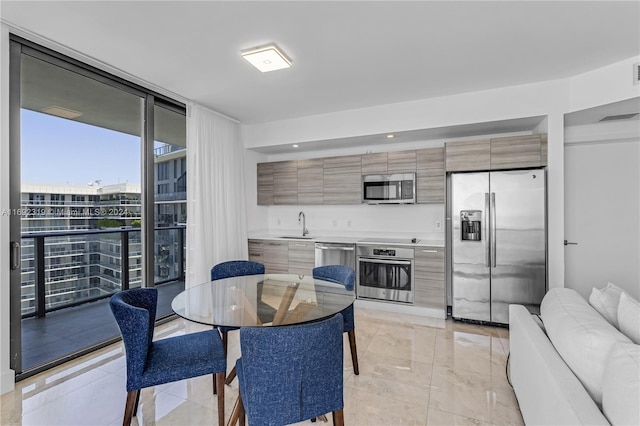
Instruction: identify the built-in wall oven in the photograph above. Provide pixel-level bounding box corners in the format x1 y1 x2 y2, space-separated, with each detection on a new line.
356 238 417 304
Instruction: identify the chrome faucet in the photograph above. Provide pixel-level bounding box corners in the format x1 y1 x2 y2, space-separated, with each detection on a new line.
298 211 309 236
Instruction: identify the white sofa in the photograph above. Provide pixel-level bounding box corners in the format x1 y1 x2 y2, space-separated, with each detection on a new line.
510 288 639 426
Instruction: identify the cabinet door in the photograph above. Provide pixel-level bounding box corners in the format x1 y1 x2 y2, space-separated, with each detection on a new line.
361 152 387 175
323 155 362 204
540 134 548 167
414 247 445 310
445 139 490 171
297 158 324 205
257 163 273 206
248 239 264 264
288 241 315 276
490 135 541 169
387 150 416 173
416 147 444 203
273 161 298 205
263 240 289 273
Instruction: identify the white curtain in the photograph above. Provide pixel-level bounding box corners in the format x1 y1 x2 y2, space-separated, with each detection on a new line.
186 103 248 288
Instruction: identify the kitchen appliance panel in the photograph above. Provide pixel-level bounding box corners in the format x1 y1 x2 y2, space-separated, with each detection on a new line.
490 170 546 323
356 244 415 304
315 242 356 271
451 172 491 322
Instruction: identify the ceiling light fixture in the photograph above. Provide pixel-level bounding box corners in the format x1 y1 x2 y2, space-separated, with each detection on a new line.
386 134 395 139
42 105 83 119
241 43 292 73
292 144 299 148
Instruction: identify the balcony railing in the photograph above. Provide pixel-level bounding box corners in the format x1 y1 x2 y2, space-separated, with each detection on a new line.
20 226 186 318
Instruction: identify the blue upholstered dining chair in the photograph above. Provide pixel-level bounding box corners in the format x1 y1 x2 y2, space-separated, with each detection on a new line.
110 288 227 426
235 314 345 426
210 260 267 353
313 265 359 375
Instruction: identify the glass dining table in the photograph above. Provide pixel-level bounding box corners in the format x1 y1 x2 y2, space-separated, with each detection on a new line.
171 273 355 426
171 273 355 328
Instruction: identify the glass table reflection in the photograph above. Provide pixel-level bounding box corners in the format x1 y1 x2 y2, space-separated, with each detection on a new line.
171 273 355 328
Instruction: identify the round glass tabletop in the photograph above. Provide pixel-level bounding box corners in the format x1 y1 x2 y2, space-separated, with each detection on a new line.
171 273 355 328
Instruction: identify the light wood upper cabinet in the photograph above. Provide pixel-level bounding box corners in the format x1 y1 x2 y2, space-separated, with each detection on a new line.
490 135 541 169
361 152 387 175
414 246 445 310
273 160 298 205
445 134 547 172
297 158 324 205
445 139 491 171
540 134 548 167
257 163 274 206
387 150 416 173
416 147 445 204
323 155 362 204
288 241 315 276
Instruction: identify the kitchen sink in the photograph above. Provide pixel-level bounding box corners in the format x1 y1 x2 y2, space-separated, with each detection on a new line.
279 236 314 240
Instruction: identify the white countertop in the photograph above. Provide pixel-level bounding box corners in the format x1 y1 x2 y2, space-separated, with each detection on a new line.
248 233 444 247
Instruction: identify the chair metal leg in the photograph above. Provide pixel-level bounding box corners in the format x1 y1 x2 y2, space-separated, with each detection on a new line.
216 372 225 426
332 409 345 426
347 329 359 375
123 389 139 426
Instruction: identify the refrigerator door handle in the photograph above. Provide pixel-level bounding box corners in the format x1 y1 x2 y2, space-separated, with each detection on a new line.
485 192 491 267
490 192 496 268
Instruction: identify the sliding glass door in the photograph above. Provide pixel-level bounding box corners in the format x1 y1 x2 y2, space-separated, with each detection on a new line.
9 37 186 378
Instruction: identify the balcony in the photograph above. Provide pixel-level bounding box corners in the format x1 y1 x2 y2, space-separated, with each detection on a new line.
18 226 186 376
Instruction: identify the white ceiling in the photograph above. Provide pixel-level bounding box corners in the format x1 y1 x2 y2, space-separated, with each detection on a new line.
2 1 639 126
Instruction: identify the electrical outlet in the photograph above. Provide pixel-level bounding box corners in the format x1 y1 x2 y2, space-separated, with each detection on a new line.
347 220 352 228
332 219 337 227
436 221 442 230
277 219 281 226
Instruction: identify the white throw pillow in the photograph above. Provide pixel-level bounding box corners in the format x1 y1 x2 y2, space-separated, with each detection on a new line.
602 342 640 426
618 292 640 344
589 282 625 328
541 288 631 406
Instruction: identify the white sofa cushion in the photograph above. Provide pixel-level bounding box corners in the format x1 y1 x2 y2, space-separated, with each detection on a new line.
589 282 624 328
618 292 640 344
602 342 640 426
541 288 631 406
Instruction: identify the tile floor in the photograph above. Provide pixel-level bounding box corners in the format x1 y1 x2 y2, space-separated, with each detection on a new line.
1 308 523 425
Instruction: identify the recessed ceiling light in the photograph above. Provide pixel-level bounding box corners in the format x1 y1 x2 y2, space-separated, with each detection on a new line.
241 43 292 73
42 105 83 119
292 144 299 148
386 134 395 139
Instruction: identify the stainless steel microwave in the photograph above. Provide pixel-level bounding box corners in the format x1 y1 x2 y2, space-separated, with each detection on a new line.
362 173 416 204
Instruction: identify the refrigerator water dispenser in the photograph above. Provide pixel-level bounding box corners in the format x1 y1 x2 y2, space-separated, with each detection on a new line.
460 210 482 241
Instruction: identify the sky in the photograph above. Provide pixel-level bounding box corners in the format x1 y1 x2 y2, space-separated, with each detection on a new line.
21 109 142 186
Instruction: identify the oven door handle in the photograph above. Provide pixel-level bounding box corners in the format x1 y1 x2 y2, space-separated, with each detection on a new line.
358 258 412 266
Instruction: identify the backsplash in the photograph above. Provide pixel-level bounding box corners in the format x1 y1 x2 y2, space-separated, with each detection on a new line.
255 204 445 240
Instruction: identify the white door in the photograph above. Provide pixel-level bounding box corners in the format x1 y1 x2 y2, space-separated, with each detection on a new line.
564 140 640 300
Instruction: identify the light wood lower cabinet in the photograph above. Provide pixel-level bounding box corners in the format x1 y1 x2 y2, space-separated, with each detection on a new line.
248 239 315 276
287 241 315 276
414 247 445 310
262 240 289 273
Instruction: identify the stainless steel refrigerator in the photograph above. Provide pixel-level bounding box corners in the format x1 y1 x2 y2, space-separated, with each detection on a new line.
450 169 546 324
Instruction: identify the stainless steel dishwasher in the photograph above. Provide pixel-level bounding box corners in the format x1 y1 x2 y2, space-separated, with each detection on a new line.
314 242 356 270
